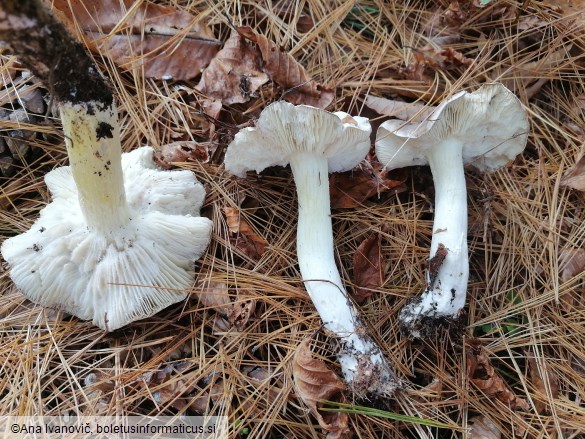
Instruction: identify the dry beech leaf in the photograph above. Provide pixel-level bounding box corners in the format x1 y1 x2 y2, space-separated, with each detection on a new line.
152 141 209 169
466 340 529 410
293 338 350 439
196 29 268 108
237 26 335 108
468 415 501 439
527 353 560 414
329 168 405 209
561 154 585 191
352 233 384 304
52 0 220 80
223 206 268 260
364 95 434 122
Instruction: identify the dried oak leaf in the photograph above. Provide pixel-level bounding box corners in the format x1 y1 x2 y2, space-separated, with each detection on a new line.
352 233 384 304
466 340 529 410
153 141 209 169
52 0 220 80
527 353 560 415
196 30 268 107
237 26 335 108
561 154 585 191
224 206 267 260
293 338 351 439
468 415 501 439
330 167 405 209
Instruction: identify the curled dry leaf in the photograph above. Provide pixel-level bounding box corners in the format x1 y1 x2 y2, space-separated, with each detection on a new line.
224 206 268 260
466 340 530 411
526 353 560 414
329 167 405 209
404 45 474 82
237 26 335 108
293 338 350 439
561 154 585 191
196 30 269 109
152 141 209 169
52 0 220 80
468 415 501 439
352 233 384 304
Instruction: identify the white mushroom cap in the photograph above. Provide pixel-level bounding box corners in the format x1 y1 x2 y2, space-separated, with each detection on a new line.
1 147 212 330
224 101 371 177
376 83 529 173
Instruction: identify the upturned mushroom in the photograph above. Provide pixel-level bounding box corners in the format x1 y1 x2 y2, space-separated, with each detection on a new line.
0 0 212 330
375 83 529 337
225 102 399 396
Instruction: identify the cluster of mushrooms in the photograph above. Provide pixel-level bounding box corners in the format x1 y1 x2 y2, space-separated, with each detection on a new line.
0 0 529 398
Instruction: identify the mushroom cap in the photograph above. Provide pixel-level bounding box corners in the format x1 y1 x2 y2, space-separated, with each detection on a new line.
224 101 371 177
375 83 529 173
1 147 212 331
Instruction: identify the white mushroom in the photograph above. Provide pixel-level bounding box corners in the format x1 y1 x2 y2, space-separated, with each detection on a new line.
225 102 399 396
375 83 529 337
0 1 212 330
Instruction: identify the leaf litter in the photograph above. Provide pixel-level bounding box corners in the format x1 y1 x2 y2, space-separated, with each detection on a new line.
51 0 221 80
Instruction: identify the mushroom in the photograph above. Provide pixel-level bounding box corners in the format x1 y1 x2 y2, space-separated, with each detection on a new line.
0 0 212 330
375 83 529 337
224 102 399 396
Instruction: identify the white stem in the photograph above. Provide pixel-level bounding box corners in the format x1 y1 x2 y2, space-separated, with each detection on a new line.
290 152 397 395
60 101 131 234
400 139 469 331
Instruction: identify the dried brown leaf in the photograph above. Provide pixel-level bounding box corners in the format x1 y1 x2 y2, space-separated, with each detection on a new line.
466 340 529 410
352 233 384 304
527 353 560 414
52 0 220 80
196 30 268 106
138 363 193 410
224 206 267 260
469 415 501 439
293 338 350 439
153 141 209 169
330 168 405 209
559 247 585 283
190 378 224 414
561 154 585 191
197 282 255 331
404 45 474 82
237 26 334 108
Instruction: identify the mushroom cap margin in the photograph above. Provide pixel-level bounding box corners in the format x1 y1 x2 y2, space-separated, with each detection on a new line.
224 101 372 177
375 83 529 173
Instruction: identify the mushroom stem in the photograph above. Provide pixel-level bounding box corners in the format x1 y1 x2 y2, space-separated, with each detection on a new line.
290 152 396 394
60 102 130 233
400 139 469 330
